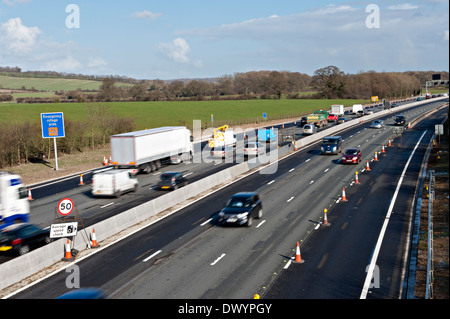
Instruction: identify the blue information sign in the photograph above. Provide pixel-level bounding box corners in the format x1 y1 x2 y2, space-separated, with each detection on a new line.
41 112 65 138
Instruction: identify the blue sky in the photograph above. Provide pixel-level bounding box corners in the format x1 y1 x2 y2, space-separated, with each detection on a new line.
0 0 448 80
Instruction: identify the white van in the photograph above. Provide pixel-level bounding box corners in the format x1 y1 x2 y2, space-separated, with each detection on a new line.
91 169 138 198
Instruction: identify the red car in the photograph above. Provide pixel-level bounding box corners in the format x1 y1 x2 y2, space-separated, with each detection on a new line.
341 148 362 164
327 114 339 122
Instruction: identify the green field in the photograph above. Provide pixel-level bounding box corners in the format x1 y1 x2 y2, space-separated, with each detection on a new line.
0 99 369 130
0 75 133 92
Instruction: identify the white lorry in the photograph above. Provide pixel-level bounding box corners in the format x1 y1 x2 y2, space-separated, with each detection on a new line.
0 172 29 230
208 125 237 148
110 127 194 174
331 104 344 116
352 104 363 114
91 169 138 198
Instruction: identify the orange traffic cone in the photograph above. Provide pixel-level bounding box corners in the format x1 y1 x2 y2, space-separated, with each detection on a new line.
366 160 371 171
62 239 75 261
103 156 108 166
355 171 360 184
388 138 392 147
381 144 386 154
293 241 305 263
79 174 84 185
90 228 100 248
374 152 378 161
28 188 33 201
341 187 348 201
323 209 330 226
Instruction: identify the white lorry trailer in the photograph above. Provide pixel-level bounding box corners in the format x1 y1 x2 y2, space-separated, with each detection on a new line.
331 104 344 116
110 127 194 174
0 172 29 230
352 104 363 114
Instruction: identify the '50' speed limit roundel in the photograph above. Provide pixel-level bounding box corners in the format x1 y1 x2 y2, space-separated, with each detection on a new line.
57 198 74 216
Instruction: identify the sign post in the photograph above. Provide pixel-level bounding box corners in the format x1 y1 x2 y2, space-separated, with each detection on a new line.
41 112 65 170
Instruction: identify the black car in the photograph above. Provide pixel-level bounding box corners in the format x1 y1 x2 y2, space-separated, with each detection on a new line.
218 192 263 227
0 223 51 256
156 172 188 190
298 116 308 127
394 115 406 126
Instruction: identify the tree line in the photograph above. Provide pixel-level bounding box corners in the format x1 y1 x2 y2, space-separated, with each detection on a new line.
4 67 447 104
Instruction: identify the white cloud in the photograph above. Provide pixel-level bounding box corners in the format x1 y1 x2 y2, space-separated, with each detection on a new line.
387 3 419 10
132 10 162 20
2 0 31 6
0 17 41 54
87 57 107 68
41 56 82 72
157 38 191 63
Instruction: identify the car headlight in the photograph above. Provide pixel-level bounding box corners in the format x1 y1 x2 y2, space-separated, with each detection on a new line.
237 213 248 219
219 212 224 217
353 157 357 160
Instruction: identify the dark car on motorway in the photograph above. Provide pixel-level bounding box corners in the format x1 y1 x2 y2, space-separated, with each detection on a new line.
321 136 342 155
298 116 308 127
394 115 406 126
341 148 362 164
218 192 263 227
0 223 51 256
156 172 188 190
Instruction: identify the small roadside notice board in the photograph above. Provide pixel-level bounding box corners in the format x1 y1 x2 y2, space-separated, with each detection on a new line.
50 222 78 238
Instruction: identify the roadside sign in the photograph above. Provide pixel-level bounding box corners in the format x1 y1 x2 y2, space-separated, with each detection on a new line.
435 124 444 135
50 222 78 238
41 112 65 138
57 198 74 216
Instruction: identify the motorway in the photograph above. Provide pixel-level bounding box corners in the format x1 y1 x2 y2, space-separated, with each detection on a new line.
6 97 448 299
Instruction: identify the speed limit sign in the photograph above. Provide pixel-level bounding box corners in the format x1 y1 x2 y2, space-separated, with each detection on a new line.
57 198 74 216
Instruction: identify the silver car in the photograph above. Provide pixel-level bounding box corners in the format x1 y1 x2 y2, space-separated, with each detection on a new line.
370 120 384 129
302 124 317 135
244 142 264 157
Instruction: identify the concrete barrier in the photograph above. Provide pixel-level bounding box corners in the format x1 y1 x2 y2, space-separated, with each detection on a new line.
0 97 447 293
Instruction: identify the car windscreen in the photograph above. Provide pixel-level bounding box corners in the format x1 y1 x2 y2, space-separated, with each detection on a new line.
345 149 358 155
322 139 339 145
226 197 251 208
160 174 176 180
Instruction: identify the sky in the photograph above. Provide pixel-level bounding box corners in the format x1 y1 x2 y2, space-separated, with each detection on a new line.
0 0 448 80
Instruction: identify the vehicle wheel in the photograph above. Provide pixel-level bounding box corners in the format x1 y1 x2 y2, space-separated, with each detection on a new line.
44 236 52 244
18 245 30 256
246 216 253 227
173 185 178 190
257 209 263 219
142 164 151 174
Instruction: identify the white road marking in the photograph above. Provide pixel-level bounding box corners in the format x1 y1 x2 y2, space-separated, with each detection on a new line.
143 250 162 262
211 253 226 266
200 218 213 226
256 220 266 228
100 202 114 208
287 197 294 202
268 180 275 185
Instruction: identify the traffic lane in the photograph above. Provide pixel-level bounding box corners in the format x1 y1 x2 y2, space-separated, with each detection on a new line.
263 108 446 299
10 127 361 298
263 130 428 298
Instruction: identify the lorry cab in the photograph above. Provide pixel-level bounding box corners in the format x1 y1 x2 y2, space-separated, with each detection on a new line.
0 172 29 230
92 169 138 198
